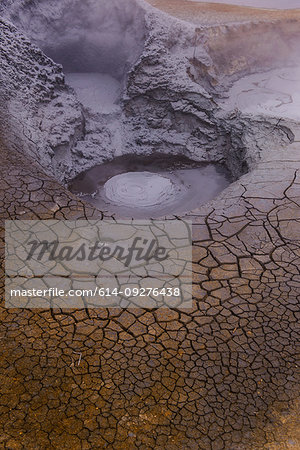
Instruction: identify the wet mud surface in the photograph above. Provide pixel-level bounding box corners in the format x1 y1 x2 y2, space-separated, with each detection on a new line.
65 73 121 114
69 154 231 218
0 0 299 448
1 130 300 448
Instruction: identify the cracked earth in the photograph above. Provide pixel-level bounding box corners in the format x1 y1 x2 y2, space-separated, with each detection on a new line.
0 0 300 448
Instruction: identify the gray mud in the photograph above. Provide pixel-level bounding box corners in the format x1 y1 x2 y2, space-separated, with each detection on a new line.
69 154 231 218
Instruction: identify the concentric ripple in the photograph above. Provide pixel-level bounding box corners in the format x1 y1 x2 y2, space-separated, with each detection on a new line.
104 172 184 207
69 154 231 218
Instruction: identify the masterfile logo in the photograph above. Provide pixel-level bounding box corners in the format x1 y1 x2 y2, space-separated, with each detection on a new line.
5 219 193 309
25 237 170 267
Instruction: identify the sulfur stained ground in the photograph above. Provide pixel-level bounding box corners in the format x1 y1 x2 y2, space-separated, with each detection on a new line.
0 121 299 449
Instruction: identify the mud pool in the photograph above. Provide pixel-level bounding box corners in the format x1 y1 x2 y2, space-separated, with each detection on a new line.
69 154 231 218
1 0 300 447
221 66 300 120
65 73 121 114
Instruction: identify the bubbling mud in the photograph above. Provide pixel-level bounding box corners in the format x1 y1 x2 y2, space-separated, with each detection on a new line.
69 154 231 218
104 172 181 207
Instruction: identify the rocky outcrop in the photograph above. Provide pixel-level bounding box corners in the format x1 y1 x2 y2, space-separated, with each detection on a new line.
0 0 296 185
0 1 300 449
0 19 84 180
0 0 147 182
124 4 294 177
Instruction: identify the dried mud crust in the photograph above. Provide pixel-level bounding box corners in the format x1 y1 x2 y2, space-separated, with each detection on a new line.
0 127 300 449
0 1 299 448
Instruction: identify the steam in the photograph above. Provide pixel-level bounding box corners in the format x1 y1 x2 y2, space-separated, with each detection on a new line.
6 0 146 80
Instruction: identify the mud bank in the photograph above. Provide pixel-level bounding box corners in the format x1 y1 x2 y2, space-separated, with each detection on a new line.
0 0 297 189
0 1 300 449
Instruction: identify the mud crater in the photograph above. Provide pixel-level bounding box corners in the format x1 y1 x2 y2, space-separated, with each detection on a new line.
0 0 295 217
69 154 231 218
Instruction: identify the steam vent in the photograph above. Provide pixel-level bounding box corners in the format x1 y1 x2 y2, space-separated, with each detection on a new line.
0 0 300 448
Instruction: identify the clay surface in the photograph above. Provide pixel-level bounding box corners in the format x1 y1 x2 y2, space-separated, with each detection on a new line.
0 0 299 448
